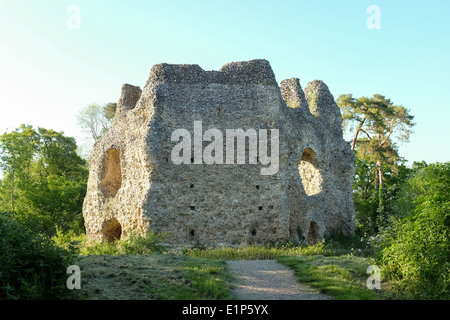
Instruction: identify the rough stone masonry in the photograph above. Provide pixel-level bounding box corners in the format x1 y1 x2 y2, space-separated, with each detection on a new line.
82 59 356 247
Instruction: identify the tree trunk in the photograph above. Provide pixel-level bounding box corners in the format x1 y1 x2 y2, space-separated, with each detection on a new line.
351 116 367 151
351 129 359 151
11 167 15 212
378 162 384 188
376 160 384 220
374 166 379 189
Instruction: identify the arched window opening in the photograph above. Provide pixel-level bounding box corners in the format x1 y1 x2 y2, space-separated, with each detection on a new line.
103 218 122 243
307 221 320 244
298 148 323 196
100 148 122 198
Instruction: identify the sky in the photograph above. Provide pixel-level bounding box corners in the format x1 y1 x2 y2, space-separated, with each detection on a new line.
0 0 449 164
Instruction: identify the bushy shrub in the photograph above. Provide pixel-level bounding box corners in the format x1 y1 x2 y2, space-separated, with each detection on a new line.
0 213 76 299
379 162 449 299
120 231 166 255
51 228 87 251
78 231 167 256
381 204 449 299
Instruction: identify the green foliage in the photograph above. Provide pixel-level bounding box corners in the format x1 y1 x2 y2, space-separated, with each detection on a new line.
379 162 450 299
0 125 88 235
352 156 378 235
79 239 123 256
51 228 87 251
338 94 414 149
146 255 234 300
76 254 234 300
337 93 414 223
37 127 87 178
323 232 378 257
277 255 381 300
0 213 76 300
182 241 330 260
352 155 414 236
103 102 117 121
0 125 40 213
120 232 167 255
77 231 168 256
350 151 448 300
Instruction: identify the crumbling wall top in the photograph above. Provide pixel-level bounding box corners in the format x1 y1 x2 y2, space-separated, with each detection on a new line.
146 59 277 86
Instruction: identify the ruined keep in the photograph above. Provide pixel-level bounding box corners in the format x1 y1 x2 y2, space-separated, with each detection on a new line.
82 59 355 247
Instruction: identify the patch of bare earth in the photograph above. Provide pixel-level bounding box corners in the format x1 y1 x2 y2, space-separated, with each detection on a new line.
227 260 332 300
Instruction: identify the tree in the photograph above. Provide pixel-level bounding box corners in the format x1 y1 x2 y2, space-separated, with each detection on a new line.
0 125 40 212
352 155 378 235
37 128 86 179
338 94 414 188
0 125 88 234
337 94 414 213
77 103 116 143
352 152 414 234
104 102 117 121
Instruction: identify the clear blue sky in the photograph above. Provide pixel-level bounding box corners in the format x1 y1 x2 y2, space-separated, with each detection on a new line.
0 0 449 164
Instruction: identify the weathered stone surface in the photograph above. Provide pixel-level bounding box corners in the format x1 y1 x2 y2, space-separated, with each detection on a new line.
82 59 355 247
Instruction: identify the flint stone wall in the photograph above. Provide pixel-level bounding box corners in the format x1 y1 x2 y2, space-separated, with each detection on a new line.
82 59 355 247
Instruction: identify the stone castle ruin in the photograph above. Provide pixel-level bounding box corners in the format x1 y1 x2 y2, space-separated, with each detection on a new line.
82 59 355 247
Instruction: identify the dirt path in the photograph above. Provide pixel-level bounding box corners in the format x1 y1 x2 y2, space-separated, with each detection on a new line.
227 260 332 300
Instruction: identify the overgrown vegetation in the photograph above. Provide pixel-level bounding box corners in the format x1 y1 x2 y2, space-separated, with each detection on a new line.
0 125 88 236
336 94 448 299
73 254 234 300
0 213 76 299
277 255 383 300
78 231 167 256
378 162 449 299
183 241 330 260
1 115 448 300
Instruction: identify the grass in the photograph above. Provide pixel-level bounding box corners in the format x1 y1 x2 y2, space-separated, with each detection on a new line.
67 238 330 300
71 253 234 300
277 255 391 300
182 241 330 260
58 231 397 300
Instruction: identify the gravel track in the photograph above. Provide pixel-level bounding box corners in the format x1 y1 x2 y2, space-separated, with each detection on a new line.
227 260 332 300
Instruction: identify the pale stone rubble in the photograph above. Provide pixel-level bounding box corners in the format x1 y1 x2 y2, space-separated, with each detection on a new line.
82 59 355 247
